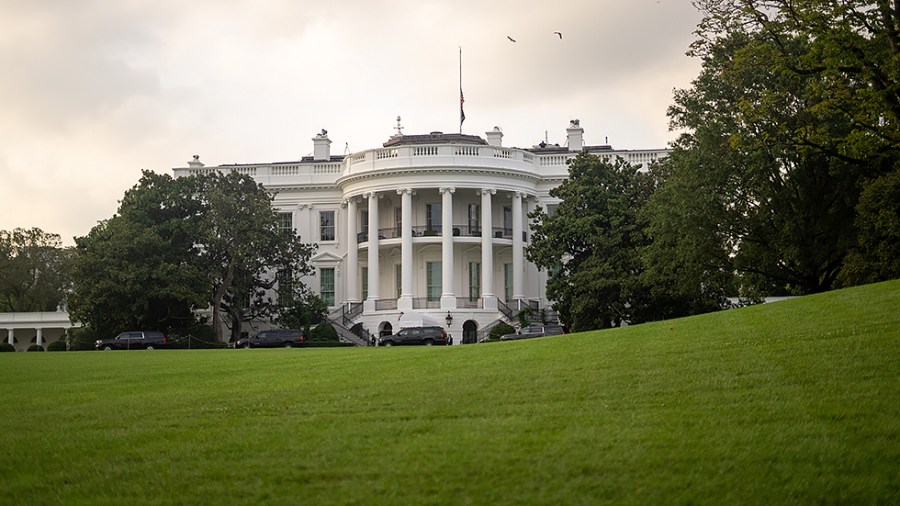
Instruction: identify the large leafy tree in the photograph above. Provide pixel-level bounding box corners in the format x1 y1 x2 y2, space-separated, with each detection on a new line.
69 170 318 340
192 171 317 342
645 2 899 297
679 0 900 289
69 172 208 336
0 228 70 312
527 153 708 332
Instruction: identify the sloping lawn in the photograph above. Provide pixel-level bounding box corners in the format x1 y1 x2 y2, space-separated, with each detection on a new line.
1 280 897 505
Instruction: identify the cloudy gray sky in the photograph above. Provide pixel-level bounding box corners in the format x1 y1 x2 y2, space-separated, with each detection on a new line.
0 0 702 244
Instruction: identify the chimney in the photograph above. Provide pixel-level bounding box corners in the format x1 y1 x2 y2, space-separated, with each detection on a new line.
566 119 583 152
312 129 331 161
485 126 504 147
187 155 204 168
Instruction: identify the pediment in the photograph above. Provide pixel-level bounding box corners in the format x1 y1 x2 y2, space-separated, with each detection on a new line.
311 251 342 264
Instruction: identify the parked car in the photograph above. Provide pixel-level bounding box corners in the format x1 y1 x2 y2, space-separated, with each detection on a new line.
500 324 568 341
379 326 449 346
96 331 167 350
235 329 304 349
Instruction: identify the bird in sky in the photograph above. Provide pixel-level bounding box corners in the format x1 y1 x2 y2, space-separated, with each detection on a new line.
554 31 563 39
507 35 517 42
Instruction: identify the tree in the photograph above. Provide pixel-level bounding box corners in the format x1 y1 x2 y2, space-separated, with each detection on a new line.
192 171 317 342
839 168 900 284
693 0 899 153
0 228 70 312
68 172 208 336
69 170 319 340
527 153 685 332
681 0 900 288
275 286 327 332
646 2 899 296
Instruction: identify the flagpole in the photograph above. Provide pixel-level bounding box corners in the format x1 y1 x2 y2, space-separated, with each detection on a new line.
459 46 464 134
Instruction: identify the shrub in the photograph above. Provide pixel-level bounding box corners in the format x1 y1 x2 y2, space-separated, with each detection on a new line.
68 327 104 351
46 340 68 352
27 344 45 352
0 343 15 352
167 325 223 349
302 341 354 348
308 322 339 342
517 307 532 328
489 322 516 342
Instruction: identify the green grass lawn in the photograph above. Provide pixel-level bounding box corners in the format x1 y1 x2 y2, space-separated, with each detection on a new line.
1 280 898 505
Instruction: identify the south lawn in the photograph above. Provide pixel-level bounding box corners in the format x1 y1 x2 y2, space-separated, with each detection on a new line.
1 280 897 505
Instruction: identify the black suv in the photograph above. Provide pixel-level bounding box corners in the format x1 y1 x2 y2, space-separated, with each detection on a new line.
380 326 449 346
235 329 304 349
500 324 568 341
96 331 167 350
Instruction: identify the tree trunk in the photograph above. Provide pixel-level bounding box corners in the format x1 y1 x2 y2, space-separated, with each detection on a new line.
211 260 236 342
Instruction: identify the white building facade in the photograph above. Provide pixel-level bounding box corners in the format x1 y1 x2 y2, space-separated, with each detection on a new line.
173 121 669 344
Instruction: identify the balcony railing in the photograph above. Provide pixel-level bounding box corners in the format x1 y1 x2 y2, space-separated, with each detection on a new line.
412 298 441 309
374 299 398 311
356 225 525 242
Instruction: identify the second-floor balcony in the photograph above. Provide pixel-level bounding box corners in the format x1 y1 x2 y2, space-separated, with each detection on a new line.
357 225 525 243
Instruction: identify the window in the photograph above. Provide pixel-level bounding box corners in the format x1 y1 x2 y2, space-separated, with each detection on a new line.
278 212 293 236
395 264 402 298
504 263 513 302
468 262 481 301
277 268 293 306
426 262 442 302
320 268 335 306
359 210 369 241
394 207 402 236
503 206 512 236
546 203 559 217
468 204 480 234
425 203 442 233
362 267 368 300
320 210 335 241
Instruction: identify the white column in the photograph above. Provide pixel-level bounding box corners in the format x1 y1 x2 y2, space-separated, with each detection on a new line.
364 192 380 312
346 198 359 303
6 329 13 346
481 188 497 310
36 328 43 347
512 192 525 301
440 187 457 309
398 188 414 311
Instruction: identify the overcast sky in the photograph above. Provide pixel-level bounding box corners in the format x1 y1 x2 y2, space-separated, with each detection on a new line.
0 0 703 245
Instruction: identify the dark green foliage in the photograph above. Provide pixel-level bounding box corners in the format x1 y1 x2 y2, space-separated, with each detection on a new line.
516 307 532 328
0 343 14 352
646 1 900 296
0 228 70 312
167 325 224 349
663 1 900 295
68 170 319 343
68 172 208 337
46 341 67 352
67 326 103 351
275 289 327 331
297 340 354 348
839 167 900 285
527 153 701 331
193 171 317 343
308 322 338 342
26 345 44 352
488 322 515 341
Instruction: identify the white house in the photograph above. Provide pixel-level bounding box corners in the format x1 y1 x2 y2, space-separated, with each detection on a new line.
172 120 669 344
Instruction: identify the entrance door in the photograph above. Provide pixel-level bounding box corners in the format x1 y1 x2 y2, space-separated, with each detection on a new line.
462 320 478 344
